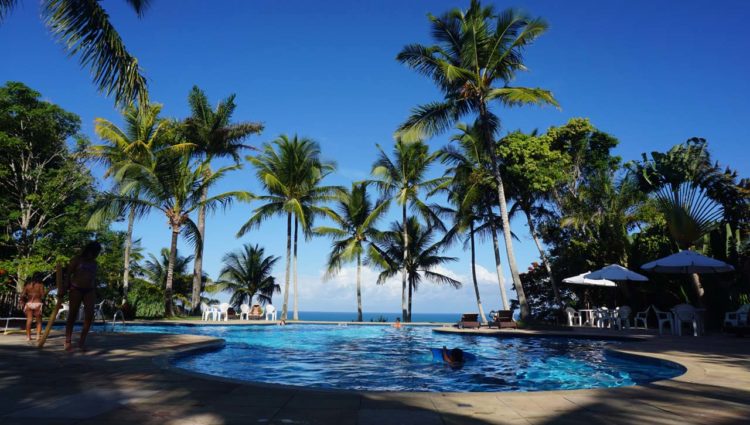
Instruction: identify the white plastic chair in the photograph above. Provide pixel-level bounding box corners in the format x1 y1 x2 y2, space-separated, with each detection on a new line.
724 304 750 328
265 304 277 321
672 304 699 336
564 307 582 326
634 305 651 329
594 307 612 328
653 306 674 335
217 303 230 321
614 306 632 330
200 303 211 321
55 302 70 320
239 304 250 320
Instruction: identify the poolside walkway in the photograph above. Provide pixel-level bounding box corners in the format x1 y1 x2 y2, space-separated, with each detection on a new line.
1 328 749 425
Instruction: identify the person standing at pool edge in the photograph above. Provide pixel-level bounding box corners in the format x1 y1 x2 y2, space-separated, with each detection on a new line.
63 241 101 351
20 274 46 341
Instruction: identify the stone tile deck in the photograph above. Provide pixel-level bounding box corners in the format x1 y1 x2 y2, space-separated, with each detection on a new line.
1 326 749 424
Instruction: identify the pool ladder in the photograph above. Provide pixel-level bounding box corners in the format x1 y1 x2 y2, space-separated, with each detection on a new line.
107 309 125 332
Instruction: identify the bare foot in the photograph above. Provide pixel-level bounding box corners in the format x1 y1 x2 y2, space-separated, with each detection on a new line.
64 341 74 352
77 342 87 352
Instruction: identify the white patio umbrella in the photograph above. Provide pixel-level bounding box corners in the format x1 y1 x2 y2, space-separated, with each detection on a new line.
641 250 735 274
584 264 649 282
563 272 616 287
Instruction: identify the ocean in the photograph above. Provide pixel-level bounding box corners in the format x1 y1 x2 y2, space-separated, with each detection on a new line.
294 311 459 323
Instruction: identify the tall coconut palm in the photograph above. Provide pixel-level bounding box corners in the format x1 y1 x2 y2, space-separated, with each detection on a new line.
209 244 280 310
443 122 511 311
93 154 248 316
314 182 390 321
1 0 150 106
370 140 446 321
182 86 263 314
369 217 461 316
238 135 338 320
396 0 559 320
88 102 171 300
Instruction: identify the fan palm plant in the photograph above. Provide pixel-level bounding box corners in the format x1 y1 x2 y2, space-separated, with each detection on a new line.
370 140 446 321
1 0 150 106
238 135 338 320
314 182 390 321
395 0 559 320
628 139 729 303
369 217 461 318
92 154 248 316
182 86 263 313
209 244 280 310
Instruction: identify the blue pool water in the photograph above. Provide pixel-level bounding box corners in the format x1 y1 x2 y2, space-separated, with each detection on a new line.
107 324 685 392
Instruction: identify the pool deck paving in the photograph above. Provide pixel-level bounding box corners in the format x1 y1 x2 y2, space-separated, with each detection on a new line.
1 324 749 425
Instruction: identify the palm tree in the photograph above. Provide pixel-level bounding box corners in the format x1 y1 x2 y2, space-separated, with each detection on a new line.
238 135 338 321
314 182 389 321
93 154 248 316
142 247 195 311
369 217 461 317
182 86 263 314
209 244 280 310
443 122 511 311
88 102 170 300
370 140 446 321
1 0 150 106
395 1 558 320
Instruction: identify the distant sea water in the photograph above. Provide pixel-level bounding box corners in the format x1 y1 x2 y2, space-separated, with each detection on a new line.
295 311 459 323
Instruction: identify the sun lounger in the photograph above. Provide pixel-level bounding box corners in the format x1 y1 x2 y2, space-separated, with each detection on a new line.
488 310 517 329
457 313 480 329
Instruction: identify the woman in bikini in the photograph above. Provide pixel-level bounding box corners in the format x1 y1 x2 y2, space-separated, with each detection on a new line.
63 241 101 351
20 274 46 341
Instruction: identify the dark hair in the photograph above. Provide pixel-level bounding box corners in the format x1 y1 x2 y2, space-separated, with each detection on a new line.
82 241 102 258
29 272 47 284
450 348 464 362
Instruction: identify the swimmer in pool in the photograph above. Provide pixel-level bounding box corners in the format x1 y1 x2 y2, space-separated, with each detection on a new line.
441 346 465 366
393 318 402 329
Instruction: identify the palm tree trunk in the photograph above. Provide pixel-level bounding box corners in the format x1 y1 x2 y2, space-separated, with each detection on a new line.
293 216 299 321
356 251 363 322
408 279 413 321
490 219 509 310
191 185 208 314
122 206 136 302
525 210 561 305
489 146 530 320
165 228 179 317
470 221 488 324
691 273 705 307
401 203 409 322
282 213 292 320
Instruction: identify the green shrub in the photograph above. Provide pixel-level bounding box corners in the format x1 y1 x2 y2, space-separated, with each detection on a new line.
127 279 164 319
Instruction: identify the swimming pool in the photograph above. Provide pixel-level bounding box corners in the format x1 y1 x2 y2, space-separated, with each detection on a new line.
111 324 684 392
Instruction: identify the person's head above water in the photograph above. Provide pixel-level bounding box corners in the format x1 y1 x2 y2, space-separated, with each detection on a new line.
450 348 464 363
81 241 102 259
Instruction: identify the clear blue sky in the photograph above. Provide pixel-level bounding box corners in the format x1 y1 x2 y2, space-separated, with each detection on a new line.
1 1 748 314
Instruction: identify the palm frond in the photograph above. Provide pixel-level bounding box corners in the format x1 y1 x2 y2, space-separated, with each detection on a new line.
43 0 149 106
